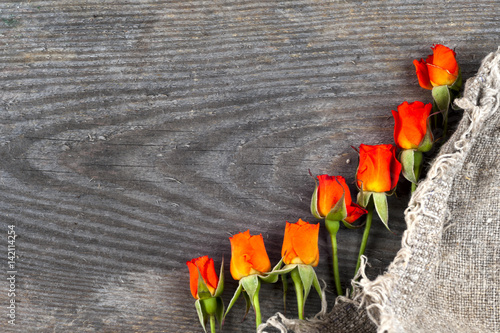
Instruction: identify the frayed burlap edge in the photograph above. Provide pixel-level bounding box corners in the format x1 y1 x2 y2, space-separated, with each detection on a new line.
256 281 329 333
358 48 500 333
258 48 500 333
257 280 374 333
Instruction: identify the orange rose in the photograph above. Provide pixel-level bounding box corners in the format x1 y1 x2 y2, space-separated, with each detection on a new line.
316 175 352 217
413 44 459 89
281 219 319 266
313 174 367 223
229 230 271 280
356 144 402 193
186 256 219 299
392 101 433 151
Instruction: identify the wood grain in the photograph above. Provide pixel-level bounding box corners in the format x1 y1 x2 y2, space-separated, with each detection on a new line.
0 0 499 332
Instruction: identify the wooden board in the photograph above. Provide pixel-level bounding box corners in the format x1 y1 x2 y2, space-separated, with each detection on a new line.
0 0 499 332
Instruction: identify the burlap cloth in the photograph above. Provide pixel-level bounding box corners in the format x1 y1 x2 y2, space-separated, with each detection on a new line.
260 48 500 333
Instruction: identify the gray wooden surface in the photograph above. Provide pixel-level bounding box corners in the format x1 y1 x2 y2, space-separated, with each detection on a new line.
0 1 499 332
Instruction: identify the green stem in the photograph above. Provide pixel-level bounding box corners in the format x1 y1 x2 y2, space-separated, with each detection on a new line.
442 107 449 141
290 268 304 320
325 220 342 296
210 315 216 333
330 232 343 296
253 281 262 329
355 202 373 278
411 151 423 193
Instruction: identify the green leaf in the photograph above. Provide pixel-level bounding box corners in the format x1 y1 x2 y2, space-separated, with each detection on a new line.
215 297 224 330
196 267 212 300
298 265 315 309
400 149 417 184
273 257 284 271
450 69 462 92
310 184 323 219
342 220 363 229
241 275 260 307
432 85 451 112
325 192 348 222
242 290 252 320
260 272 279 284
258 256 286 283
214 258 224 297
263 264 298 277
195 299 208 333
373 192 390 231
357 190 373 208
418 120 433 152
311 270 322 300
224 282 242 318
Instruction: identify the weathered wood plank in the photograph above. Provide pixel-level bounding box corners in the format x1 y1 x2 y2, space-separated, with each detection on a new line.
0 0 499 331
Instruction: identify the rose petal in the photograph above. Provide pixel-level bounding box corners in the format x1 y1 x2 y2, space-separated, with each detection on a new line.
413 58 433 90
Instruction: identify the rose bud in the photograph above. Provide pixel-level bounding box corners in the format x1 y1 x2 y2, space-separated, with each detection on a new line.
413 44 460 89
356 144 402 194
311 174 367 224
392 101 433 152
186 255 220 299
229 230 271 281
186 256 224 332
281 219 320 267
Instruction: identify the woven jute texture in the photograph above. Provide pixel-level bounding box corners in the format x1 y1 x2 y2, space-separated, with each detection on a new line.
260 48 500 333
359 47 500 333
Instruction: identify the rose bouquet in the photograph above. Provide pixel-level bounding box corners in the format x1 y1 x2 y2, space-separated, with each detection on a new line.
187 44 461 332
